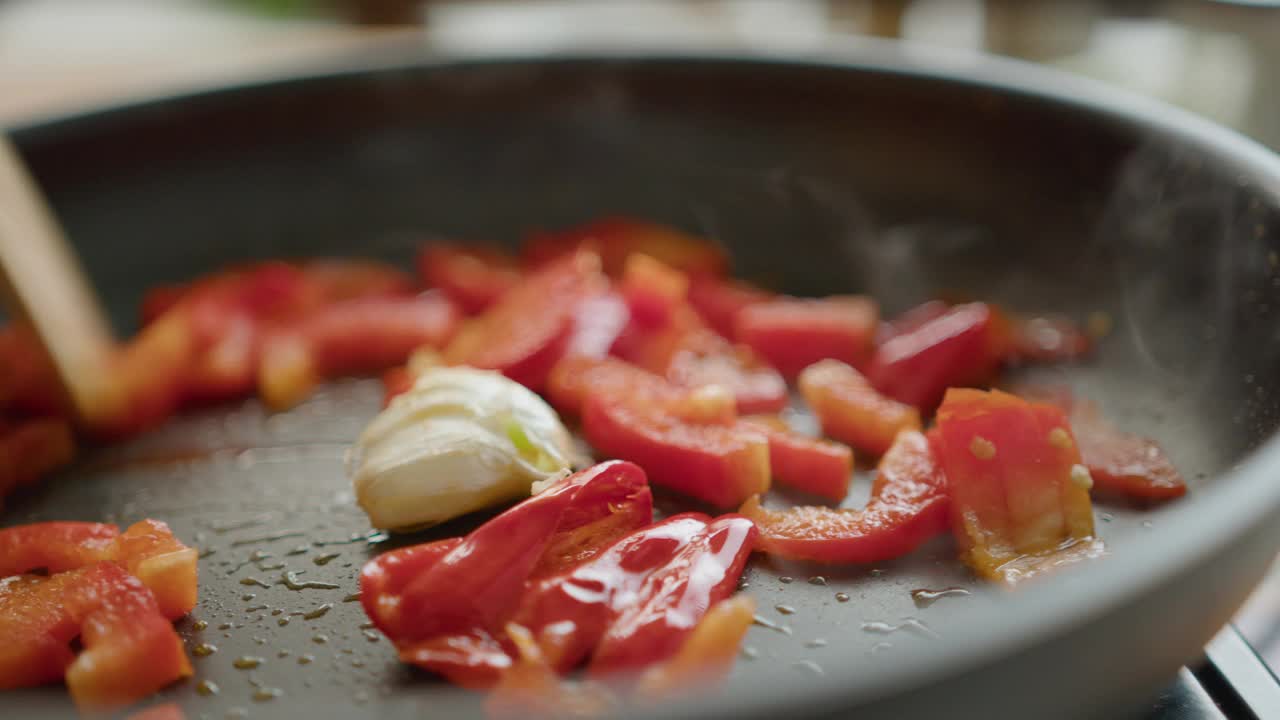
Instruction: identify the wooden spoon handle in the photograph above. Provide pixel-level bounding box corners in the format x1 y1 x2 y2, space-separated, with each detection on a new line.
0 134 114 416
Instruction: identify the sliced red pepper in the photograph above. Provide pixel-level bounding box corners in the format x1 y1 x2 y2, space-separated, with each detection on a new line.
635 594 756 698
583 390 769 508
300 292 460 376
522 217 727 278
621 254 690 328
509 513 756 677
933 388 1098 583
798 359 921 456
486 624 617 719
875 300 950 345
867 302 1005 410
740 415 853 502
734 296 878 378
0 520 197 621
256 329 320 411
0 563 192 710
444 252 602 390
360 461 652 687
0 325 65 417
545 356 679 417
0 418 75 505
1070 405 1187 503
740 429 948 563
417 243 522 314
687 276 772 339
662 325 788 415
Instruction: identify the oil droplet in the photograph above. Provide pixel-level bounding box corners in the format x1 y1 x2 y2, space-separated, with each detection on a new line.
226 708 248 719
351 659 365 668
793 660 824 676
211 515 271 534
245 605 268 612
298 654 315 665
751 615 792 636
240 594 256 602
1100 512 1114 523
779 576 794 584
359 621 376 629
281 571 340 591
252 687 283 702
192 643 218 658
230 530 305 547
342 592 361 603
258 561 286 571
870 641 892 654
363 630 380 643
196 679 220 696
313 553 340 566
249 550 272 562
278 649 291 658
253 637 267 646
740 646 759 660
355 690 370 704
805 638 828 648
277 618 290 627
869 569 885 577
835 593 850 603
860 618 939 639
312 634 329 644
910 587 972 609
192 620 208 631
1142 520 1154 529
287 545 309 556
807 576 827 586
217 622 232 630
774 604 797 615
198 548 216 559
232 656 264 670
239 577 271 588
302 603 334 620
737 580 750 591
270 609 283 616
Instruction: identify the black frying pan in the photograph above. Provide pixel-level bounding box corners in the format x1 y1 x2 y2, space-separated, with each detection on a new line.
5 47 1280 719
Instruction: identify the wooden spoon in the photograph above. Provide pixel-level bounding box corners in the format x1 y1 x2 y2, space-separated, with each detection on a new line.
0 134 115 417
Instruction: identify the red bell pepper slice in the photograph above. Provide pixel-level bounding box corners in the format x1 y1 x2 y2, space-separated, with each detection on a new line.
687 276 772 339
545 356 679 417
510 513 756 677
582 390 769 508
417 243 522 314
867 302 1006 410
798 359 921 456
0 325 64 417
0 562 192 711
734 296 879 378
740 415 853 502
522 217 727 278
1070 406 1187 503
360 461 652 687
300 292 460 376
621 254 690 328
0 520 198 621
0 419 75 506
663 326 788 415
933 388 1098 583
486 624 617 719
444 252 603 390
740 429 948 563
635 594 756 698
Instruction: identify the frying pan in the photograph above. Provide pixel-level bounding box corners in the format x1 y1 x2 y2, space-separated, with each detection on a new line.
5 45 1280 719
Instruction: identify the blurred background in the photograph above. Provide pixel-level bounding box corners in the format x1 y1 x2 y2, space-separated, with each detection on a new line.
3 0 1280 670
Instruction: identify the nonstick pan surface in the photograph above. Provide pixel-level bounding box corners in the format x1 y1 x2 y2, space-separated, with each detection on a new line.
6 48 1280 719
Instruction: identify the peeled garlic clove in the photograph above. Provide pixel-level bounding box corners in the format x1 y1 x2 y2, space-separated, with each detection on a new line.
350 366 573 530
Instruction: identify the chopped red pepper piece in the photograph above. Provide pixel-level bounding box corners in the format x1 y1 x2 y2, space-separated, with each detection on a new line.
621 254 690 328
486 623 617 719
360 461 652 688
740 429 948 563
256 329 320 411
687 276 772 338
740 415 853 502
798 359 921 456
522 217 727 278
417 243 522 314
0 562 192 711
1070 405 1187 503
444 252 603 390
545 356 679 417
663 326 788 415
636 594 756 698
933 388 1098 584
300 293 460 376
0 520 198 620
582 390 769 508
0 419 75 506
867 302 1006 410
735 296 878 378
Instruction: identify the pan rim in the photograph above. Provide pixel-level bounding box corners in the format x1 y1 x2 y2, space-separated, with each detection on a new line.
9 41 1280 717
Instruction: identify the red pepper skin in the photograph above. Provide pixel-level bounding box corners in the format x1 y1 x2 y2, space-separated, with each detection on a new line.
300 293 460 376
663 327 788 416
444 252 602 390
740 416 853 502
0 419 75 507
545 356 678 417
735 296 878 379
417 243 521 314
621 254 690 328
360 462 652 686
635 594 756 698
740 430 948 563
583 391 769 508
0 520 197 621
799 359 921 456
1070 408 1187 503
0 562 192 711
687 277 772 339
867 302 1005 410
509 513 756 678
